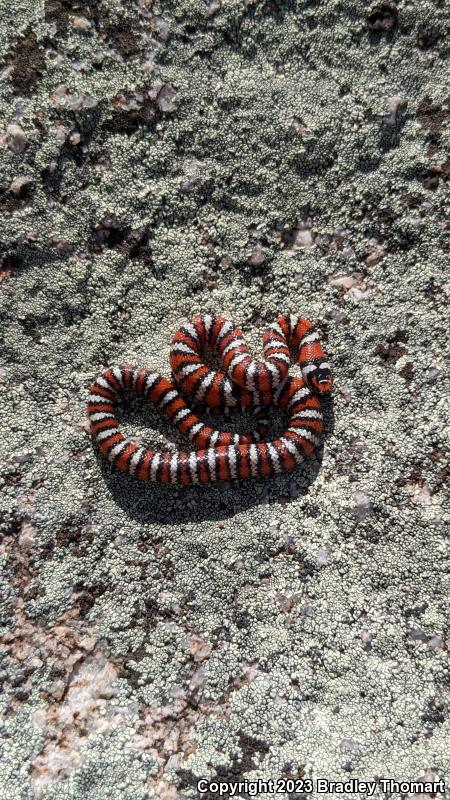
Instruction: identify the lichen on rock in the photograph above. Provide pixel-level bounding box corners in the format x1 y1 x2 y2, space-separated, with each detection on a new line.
0 0 449 797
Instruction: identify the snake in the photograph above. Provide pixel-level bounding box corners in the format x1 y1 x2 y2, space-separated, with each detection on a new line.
87 314 333 484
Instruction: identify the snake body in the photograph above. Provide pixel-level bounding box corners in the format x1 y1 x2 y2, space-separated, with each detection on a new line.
87 314 332 484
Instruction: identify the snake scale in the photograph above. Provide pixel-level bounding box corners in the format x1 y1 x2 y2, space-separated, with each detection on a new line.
87 314 333 484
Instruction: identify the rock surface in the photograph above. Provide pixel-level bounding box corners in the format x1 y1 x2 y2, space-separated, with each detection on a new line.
0 0 449 798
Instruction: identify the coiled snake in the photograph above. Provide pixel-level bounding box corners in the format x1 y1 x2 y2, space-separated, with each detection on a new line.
87 314 332 484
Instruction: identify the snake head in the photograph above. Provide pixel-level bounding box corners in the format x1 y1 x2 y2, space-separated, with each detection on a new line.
309 366 333 394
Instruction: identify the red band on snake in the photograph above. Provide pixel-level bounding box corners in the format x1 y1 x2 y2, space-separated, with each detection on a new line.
87 314 333 484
